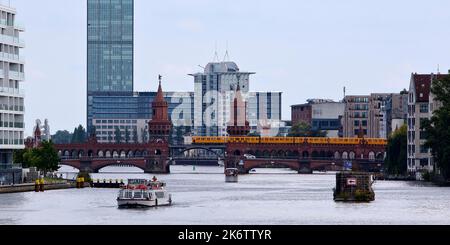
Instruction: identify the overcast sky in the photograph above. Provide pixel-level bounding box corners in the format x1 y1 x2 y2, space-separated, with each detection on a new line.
5 0 450 136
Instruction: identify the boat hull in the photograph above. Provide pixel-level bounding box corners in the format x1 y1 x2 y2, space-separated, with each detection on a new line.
225 176 238 183
117 199 171 208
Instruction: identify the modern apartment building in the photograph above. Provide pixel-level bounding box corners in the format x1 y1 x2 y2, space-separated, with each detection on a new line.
87 0 134 133
0 4 25 184
407 73 449 175
343 93 406 139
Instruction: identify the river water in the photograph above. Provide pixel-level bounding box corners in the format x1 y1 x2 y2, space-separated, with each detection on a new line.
1 165 450 225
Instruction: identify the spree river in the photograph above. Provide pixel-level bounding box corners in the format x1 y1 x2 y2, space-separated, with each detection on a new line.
1 165 450 225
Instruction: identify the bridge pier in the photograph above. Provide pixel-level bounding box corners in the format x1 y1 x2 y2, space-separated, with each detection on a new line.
298 160 313 174
144 157 171 174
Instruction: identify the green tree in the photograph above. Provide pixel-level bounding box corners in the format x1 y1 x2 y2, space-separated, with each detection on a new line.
36 141 60 174
422 75 450 179
13 149 30 168
384 125 407 175
133 130 138 143
115 127 122 144
15 141 60 174
288 122 327 137
52 130 73 144
71 125 87 143
125 127 130 143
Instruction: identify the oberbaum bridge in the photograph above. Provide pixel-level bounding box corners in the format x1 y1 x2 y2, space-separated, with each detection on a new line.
53 80 387 175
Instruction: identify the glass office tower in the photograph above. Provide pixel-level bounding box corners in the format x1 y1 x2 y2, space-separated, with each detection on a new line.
87 0 134 133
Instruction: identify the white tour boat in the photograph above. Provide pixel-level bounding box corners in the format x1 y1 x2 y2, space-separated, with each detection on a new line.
117 178 172 208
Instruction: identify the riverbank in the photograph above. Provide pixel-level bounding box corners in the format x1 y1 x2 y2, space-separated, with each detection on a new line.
0 181 89 194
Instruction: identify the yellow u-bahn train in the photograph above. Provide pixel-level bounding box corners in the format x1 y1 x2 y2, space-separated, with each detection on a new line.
192 136 387 146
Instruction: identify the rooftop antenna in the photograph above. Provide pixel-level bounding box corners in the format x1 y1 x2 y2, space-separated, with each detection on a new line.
437 64 440 74
343 86 346 99
213 41 219 62
223 41 230 62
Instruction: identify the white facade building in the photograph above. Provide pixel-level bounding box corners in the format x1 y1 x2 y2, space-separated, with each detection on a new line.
407 73 449 176
0 4 25 169
191 61 282 136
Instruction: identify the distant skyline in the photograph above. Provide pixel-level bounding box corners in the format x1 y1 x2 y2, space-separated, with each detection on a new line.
5 0 450 136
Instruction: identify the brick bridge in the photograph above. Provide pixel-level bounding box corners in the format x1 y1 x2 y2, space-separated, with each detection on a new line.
56 140 170 173
53 80 387 175
225 139 386 174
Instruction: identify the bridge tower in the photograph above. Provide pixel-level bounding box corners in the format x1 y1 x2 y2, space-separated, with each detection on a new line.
226 83 250 171
227 83 250 136
146 76 173 173
148 75 173 142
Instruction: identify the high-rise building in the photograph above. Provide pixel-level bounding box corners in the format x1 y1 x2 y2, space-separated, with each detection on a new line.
87 0 134 133
190 61 282 136
0 4 25 184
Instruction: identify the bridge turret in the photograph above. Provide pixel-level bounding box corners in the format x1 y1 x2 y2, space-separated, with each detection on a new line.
227 83 250 136
148 75 173 142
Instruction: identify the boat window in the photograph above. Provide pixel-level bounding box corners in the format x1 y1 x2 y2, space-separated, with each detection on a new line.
125 191 133 199
155 192 165 199
134 191 143 199
118 190 124 199
143 192 149 199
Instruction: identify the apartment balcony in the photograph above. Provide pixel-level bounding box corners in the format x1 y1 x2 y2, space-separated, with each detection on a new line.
0 19 25 31
0 86 25 96
0 52 25 63
0 33 25 47
8 71 25 81
0 103 25 113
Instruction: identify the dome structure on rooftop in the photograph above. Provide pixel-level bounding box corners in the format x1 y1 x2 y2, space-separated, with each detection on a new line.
204 61 240 73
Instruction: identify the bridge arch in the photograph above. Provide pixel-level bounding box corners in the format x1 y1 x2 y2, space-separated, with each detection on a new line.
302 151 309 159
112 151 119 158
278 150 286 158
312 151 319 159
97 150 104 158
172 146 225 159
63 150 70 158
244 160 300 172
94 162 146 173
349 151 356 160
376 152 385 161
234 150 241 156
342 151 349 160
135 150 142 157
334 151 341 159
369 152 375 161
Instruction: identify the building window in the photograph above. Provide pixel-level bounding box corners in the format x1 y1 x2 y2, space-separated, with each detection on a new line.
420 131 427 140
420 145 428 154
420 158 429 167
420 104 429 113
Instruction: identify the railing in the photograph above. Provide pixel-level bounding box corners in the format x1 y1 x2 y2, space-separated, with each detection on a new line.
0 34 25 46
0 52 25 62
8 71 25 80
0 86 25 96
